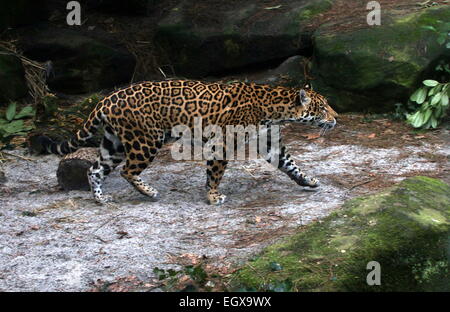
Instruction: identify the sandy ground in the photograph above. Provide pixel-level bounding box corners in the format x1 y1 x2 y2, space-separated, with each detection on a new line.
0 115 449 291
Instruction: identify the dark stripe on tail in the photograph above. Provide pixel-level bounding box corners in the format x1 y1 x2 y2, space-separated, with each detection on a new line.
33 110 103 156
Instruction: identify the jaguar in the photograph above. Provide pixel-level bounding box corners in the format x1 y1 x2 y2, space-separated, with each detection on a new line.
34 80 337 205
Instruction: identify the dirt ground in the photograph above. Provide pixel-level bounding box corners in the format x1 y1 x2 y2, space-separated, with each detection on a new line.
0 114 449 291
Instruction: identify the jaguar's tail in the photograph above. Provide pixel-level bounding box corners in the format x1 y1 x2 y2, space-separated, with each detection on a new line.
32 108 104 156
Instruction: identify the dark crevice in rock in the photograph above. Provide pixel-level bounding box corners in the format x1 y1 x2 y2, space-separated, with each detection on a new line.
206 35 314 80
207 55 297 79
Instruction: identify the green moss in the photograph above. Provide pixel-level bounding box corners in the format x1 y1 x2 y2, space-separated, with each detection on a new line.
224 39 240 57
230 177 450 291
298 0 333 21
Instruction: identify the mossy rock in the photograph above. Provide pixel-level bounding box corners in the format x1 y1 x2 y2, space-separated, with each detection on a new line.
312 6 450 112
0 52 28 104
251 55 308 87
231 177 450 291
213 55 308 88
155 0 334 77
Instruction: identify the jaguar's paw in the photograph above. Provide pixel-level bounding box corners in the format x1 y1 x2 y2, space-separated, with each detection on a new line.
207 192 227 205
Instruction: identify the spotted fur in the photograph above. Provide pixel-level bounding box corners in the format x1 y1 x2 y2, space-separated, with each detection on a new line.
36 80 337 204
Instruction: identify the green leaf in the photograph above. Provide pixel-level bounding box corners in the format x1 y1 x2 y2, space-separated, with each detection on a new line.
431 92 442 106
430 116 438 128
447 42 450 49
2 120 24 134
423 109 432 124
428 85 442 96
408 111 424 128
441 93 449 106
408 111 419 122
416 88 427 104
423 80 439 87
14 106 35 119
5 102 16 121
410 88 422 102
417 112 425 127
421 25 437 32
428 87 436 96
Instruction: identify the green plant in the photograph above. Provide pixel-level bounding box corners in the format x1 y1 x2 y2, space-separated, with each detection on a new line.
407 80 449 128
412 259 448 285
60 93 101 120
0 102 35 146
405 21 450 129
152 264 211 291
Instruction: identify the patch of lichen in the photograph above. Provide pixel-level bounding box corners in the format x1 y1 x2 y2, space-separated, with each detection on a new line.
230 177 450 291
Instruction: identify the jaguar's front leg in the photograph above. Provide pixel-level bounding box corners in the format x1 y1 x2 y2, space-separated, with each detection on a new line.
205 160 228 205
275 145 319 188
258 127 318 188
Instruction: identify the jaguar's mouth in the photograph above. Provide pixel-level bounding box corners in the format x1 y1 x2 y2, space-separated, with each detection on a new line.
318 120 336 130
317 120 336 136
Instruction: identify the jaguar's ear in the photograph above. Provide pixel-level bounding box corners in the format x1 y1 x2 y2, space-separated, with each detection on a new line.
303 83 312 90
298 89 311 106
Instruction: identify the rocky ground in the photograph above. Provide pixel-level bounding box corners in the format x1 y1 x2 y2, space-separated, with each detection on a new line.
0 114 449 291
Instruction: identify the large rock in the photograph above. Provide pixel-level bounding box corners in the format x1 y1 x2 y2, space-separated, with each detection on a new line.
18 24 136 94
0 0 49 30
0 52 28 104
313 6 450 112
208 55 308 88
231 177 450 291
155 0 333 77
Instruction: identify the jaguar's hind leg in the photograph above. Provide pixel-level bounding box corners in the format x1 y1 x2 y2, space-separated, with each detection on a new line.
206 160 228 205
88 127 125 203
120 137 161 199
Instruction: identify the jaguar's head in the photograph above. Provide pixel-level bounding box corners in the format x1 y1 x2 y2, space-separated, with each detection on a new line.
293 84 338 130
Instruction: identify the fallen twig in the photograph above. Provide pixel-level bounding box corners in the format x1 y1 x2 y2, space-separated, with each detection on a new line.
1 151 36 162
349 178 378 191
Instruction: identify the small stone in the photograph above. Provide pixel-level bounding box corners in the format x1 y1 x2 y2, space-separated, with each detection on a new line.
57 148 98 191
